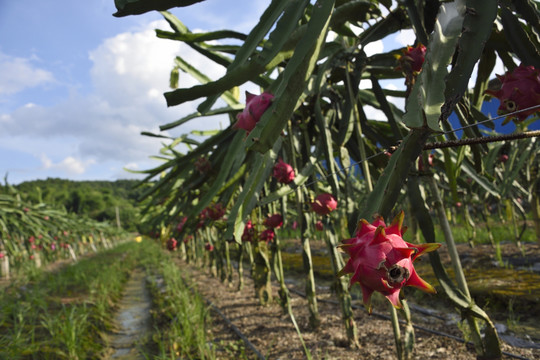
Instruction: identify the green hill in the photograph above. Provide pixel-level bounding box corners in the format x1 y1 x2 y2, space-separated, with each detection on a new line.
12 178 145 231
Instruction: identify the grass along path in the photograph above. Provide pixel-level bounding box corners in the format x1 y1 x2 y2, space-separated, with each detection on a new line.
0 241 138 359
0 238 260 359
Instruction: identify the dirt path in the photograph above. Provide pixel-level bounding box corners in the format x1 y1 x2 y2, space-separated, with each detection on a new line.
177 258 540 360
105 268 152 359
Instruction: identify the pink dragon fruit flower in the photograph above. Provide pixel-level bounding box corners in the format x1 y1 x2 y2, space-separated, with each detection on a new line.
260 229 275 243
338 211 440 313
311 193 338 216
51 243 56 251
273 159 295 184
167 238 178 251
315 220 324 232
0 252 4 259
499 154 509 163
241 220 254 242
485 65 540 124
264 214 283 229
205 243 214 252
235 91 275 134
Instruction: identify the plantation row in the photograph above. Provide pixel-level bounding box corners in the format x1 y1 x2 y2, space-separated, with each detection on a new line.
0 184 127 279
0 240 233 359
109 0 540 359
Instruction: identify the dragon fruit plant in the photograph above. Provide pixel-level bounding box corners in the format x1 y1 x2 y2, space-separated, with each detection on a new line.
259 229 275 243
272 159 295 184
396 44 426 86
167 237 177 251
485 64 540 124
311 193 337 216
235 91 275 134
206 203 226 221
263 214 283 229
339 211 440 313
241 220 254 242
194 156 212 174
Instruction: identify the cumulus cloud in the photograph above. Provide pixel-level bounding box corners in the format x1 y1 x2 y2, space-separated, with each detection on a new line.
40 153 95 175
1 19 229 180
394 29 416 47
0 52 54 96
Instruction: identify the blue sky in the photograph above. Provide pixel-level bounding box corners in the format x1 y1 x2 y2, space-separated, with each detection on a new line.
0 0 267 184
0 1 521 185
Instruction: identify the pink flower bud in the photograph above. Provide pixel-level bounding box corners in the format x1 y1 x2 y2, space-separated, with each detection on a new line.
167 238 178 251
176 216 188 233
205 243 214 252
241 220 254 242
397 44 426 86
260 229 275 243
315 220 324 232
264 214 283 229
311 193 338 216
206 203 225 221
235 91 274 134
194 156 211 174
273 159 295 184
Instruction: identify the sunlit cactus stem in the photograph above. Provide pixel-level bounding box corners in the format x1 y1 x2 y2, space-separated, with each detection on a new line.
224 240 233 287
289 120 320 328
235 242 244 291
271 233 290 311
427 175 501 359
323 223 359 348
251 240 272 306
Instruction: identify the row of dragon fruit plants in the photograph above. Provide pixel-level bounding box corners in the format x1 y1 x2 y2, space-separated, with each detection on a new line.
112 0 540 358
0 184 127 279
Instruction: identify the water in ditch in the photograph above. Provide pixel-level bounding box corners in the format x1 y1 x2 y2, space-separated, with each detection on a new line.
107 268 152 359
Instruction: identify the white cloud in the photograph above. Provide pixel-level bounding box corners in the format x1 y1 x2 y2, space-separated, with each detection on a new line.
0 52 54 96
1 19 229 180
363 40 383 57
40 154 94 175
394 29 416 47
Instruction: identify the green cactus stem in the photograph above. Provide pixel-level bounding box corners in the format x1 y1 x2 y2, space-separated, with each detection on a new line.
324 224 359 348
252 240 272 306
236 242 245 291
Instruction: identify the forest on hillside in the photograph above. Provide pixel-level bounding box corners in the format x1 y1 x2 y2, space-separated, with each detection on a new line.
7 178 145 231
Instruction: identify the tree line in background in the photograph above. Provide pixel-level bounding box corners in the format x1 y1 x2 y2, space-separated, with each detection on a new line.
5 178 144 231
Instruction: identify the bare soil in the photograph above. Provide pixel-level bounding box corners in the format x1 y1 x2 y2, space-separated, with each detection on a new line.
177 244 540 360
